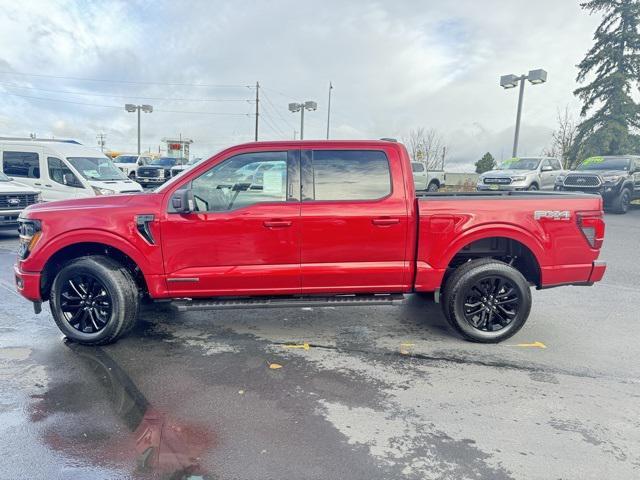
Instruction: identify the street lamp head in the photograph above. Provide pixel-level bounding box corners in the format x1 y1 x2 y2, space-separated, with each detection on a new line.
527 69 547 85
304 101 318 111
141 104 153 113
500 74 519 89
288 103 302 113
125 103 137 112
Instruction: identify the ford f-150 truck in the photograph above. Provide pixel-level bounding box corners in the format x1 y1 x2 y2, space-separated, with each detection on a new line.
14 140 607 345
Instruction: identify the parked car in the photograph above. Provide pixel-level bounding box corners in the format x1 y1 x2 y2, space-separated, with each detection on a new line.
15 140 606 346
411 162 446 192
113 154 153 179
477 157 564 191
0 140 143 201
555 155 640 214
136 157 187 187
170 157 203 177
0 171 40 229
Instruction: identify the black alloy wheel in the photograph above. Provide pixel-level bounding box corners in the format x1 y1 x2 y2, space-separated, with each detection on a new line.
462 275 520 333
60 274 113 333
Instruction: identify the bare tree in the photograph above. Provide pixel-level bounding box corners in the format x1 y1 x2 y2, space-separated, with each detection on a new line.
403 127 447 170
546 107 579 169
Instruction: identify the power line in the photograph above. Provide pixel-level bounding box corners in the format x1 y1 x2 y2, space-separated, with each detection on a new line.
0 82 252 102
262 90 296 130
2 91 252 115
0 70 252 88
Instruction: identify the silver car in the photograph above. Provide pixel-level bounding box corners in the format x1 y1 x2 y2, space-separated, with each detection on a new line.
477 157 563 191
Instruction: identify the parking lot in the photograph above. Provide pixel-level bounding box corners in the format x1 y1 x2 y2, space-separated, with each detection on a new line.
1 208 639 480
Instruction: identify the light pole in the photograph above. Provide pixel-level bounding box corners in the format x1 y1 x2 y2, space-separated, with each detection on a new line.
125 104 153 155
500 69 547 158
288 101 317 140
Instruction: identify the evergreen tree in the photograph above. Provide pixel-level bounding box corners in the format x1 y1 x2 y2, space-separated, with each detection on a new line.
475 152 496 174
573 0 640 160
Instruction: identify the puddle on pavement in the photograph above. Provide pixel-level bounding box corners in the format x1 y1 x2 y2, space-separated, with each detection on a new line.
29 341 215 479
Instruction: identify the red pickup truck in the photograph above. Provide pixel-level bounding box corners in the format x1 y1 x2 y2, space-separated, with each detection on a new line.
14 140 606 345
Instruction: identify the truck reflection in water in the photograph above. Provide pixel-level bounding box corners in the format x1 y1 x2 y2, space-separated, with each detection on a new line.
31 341 215 479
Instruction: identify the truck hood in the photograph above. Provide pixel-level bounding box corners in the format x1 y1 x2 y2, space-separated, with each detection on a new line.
21 192 161 217
87 178 143 192
482 169 535 177
567 169 626 176
0 180 40 194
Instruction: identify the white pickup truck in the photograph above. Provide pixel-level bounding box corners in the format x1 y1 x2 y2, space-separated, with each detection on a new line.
411 161 446 192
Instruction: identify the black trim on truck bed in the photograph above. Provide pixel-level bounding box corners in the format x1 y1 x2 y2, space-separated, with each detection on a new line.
417 191 598 200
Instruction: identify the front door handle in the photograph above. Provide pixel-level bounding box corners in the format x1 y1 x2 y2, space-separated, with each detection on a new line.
372 218 400 226
264 219 292 228
34 182 41 186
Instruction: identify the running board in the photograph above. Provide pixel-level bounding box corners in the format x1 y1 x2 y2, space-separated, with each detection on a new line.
172 293 405 312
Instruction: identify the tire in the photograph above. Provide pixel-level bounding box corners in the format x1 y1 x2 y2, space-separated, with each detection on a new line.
610 187 631 214
50 256 139 345
527 183 539 191
441 259 531 343
427 181 439 192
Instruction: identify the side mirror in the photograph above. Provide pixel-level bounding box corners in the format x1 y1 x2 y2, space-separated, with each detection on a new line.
541 165 553 172
63 173 81 187
138 159 144 166
171 189 195 213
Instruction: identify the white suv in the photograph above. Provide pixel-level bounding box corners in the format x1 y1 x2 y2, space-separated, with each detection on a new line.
113 154 152 179
0 171 41 229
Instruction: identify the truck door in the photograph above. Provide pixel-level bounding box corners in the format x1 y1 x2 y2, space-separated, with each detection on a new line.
161 149 301 296
540 159 557 189
300 147 409 293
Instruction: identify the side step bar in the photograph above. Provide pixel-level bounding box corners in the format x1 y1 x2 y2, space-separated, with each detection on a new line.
172 293 406 312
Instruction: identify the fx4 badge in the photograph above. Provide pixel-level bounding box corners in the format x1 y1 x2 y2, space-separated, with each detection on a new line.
534 210 571 221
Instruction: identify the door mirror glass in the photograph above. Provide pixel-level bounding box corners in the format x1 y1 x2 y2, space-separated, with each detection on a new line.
171 189 195 213
541 165 553 172
63 173 83 187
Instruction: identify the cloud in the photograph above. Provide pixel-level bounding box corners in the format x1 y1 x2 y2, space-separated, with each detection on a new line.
0 0 601 168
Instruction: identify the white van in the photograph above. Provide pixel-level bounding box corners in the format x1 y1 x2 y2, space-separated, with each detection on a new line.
0 140 143 202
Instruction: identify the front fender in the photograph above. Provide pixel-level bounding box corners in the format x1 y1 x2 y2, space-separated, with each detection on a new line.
22 228 163 276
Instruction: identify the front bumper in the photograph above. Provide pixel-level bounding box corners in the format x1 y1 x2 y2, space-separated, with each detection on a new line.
136 177 166 186
555 184 621 200
477 183 528 192
0 209 22 228
14 263 42 302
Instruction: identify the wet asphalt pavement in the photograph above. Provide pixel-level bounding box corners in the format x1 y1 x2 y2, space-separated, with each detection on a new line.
0 209 639 480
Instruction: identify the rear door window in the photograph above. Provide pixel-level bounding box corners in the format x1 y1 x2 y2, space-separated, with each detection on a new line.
412 162 425 173
310 150 391 201
3 151 40 178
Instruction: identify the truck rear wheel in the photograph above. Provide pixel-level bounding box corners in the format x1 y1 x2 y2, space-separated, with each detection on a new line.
427 181 439 192
50 256 139 345
441 259 531 343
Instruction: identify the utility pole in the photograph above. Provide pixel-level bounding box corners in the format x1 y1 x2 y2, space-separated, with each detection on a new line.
441 146 446 170
326 81 333 139
96 133 106 152
293 130 298 140
254 81 259 141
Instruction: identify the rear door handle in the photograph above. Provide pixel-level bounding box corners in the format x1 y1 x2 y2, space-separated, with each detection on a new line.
263 220 292 228
34 182 41 186
372 218 400 226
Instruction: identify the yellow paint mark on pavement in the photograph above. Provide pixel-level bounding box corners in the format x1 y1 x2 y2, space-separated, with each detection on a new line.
268 362 283 369
400 342 415 355
283 342 310 351
509 341 547 349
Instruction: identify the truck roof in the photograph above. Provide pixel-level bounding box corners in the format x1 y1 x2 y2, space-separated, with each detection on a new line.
226 139 405 150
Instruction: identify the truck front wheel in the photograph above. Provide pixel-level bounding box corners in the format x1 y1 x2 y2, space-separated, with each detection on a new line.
50 256 139 345
442 259 531 343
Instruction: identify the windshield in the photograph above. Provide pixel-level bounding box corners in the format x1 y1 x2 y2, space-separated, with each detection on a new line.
497 158 541 170
150 157 178 167
115 156 137 164
67 157 128 181
0 171 10 181
576 157 631 171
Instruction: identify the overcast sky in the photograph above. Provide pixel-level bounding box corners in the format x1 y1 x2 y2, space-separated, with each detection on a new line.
0 0 601 170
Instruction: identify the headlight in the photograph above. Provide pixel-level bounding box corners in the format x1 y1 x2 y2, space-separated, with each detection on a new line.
511 176 527 182
17 218 42 259
602 175 623 183
92 187 116 196
159 169 166 178
555 175 566 184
